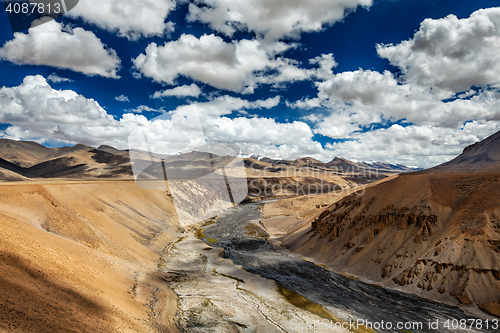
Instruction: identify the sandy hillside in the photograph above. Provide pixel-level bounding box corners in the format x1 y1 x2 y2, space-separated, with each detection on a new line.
267 130 500 317
0 181 182 333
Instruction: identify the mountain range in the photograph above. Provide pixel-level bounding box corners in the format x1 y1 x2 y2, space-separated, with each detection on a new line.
0 139 420 205
0 139 420 182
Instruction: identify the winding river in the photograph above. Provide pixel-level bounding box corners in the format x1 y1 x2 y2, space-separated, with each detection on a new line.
197 200 496 333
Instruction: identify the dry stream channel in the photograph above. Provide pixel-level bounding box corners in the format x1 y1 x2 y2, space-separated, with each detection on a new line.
159 201 496 332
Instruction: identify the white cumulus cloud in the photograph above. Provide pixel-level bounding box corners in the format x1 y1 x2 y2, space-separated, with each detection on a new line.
68 0 176 40
152 83 202 98
129 105 165 113
300 67 500 145
133 34 322 93
308 69 500 134
290 8 500 167
377 7 500 98
187 0 372 42
0 21 120 78
204 116 324 159
115 95 130 102
171 95 281 118
326 121 500 168
47 73 73 84
0 75 322 160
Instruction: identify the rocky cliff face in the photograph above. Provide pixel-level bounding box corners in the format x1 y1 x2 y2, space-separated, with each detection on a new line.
282 172 500 317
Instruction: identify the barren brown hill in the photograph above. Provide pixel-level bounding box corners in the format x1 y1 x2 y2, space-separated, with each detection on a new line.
0 140 133 179
275 130 500 318
326 156 361 171
0 181 182 332
0 139 54 167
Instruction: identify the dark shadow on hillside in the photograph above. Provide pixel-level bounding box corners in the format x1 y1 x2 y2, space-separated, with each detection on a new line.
0 251 111 333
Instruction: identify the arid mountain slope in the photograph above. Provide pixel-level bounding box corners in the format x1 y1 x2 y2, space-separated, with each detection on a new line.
0 181 182 332
0 139 421 181
0 140 132 179
0 139 54 167
422 130 500 173
278 130 500 317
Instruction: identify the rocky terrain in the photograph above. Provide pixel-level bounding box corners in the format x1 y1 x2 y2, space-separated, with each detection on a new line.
271 130 500 318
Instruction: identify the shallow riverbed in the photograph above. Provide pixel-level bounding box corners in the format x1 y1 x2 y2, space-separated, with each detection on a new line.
159 232 355 332
196 201 495 333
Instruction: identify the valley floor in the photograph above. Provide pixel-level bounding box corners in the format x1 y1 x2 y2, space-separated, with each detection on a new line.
159 232 352 332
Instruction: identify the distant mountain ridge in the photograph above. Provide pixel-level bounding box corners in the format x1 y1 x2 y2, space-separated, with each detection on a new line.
0 139 419 180
243 155 420 174
327 157 422 173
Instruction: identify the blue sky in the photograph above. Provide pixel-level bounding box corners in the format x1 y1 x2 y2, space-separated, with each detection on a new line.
0 0 499 167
